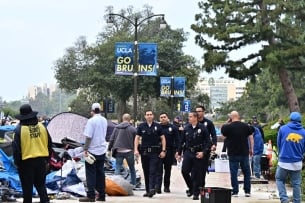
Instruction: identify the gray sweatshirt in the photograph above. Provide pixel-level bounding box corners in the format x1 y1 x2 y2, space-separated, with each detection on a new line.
108 122 136 152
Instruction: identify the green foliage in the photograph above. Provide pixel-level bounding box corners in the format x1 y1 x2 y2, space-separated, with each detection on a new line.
217 65 305 124
192 0 305 112
53 6 201 120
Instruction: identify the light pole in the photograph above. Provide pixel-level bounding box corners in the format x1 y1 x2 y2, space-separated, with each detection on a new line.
107 13 166 125
170 75 175 120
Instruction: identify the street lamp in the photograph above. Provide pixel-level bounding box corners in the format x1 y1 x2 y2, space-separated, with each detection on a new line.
107 13 166 125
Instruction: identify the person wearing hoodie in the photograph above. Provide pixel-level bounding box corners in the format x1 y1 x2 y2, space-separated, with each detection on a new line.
108 113 137 186
248 123 264 179
276 112 305 203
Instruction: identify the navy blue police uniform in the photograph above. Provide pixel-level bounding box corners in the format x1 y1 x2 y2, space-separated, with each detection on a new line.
178 122 211 199
199 118 217 187
156 123 179 193
137 121 164 196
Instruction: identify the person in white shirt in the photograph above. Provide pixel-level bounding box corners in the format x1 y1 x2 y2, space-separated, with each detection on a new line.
79 103 107 202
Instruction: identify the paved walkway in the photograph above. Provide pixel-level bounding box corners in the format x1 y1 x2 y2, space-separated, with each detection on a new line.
17 141 300 202
22 163 293 203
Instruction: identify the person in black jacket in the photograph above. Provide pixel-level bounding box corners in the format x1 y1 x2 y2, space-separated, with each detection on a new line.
156 112 179 193
196 105 217 188
13 104 52 203
134 110 166 198
176 111 211 200
252 116 265 142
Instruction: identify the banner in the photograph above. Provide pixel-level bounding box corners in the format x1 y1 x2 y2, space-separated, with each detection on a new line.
160 77 186 97
160 77 172 97
115 42 158 76
173 77 185 97
182 99 191 112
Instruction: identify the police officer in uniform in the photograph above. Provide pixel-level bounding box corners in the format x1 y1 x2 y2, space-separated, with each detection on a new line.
176 111 211 200
196 105 217 188
156 112 179 193
134 110 166 198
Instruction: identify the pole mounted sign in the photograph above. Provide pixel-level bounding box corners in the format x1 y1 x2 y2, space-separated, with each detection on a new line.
115 42 158 76
182 99 191 112
160 77 186 97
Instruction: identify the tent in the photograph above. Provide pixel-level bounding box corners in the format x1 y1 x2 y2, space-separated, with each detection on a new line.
47 112 117 143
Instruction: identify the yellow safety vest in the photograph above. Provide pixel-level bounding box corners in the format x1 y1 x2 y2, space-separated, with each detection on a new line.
20 123 49 160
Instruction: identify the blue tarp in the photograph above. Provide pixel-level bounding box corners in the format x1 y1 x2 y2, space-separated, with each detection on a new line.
0 149 22 192
0 125 16 132
0 149 82 194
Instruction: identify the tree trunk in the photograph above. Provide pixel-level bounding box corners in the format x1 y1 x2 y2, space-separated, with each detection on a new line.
117 99 127 122
278 68 300 112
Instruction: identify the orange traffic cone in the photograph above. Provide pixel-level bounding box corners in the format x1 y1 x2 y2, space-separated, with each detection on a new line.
266 140 273 166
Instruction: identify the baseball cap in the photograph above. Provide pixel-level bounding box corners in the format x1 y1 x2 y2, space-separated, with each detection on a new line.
290 112 302 122
91 103 101 111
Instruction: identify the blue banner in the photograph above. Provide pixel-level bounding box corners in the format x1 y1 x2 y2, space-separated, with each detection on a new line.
182 99 191 112
115 42 158 76
174 77 185 97
160 77 171 97
160 77 186 97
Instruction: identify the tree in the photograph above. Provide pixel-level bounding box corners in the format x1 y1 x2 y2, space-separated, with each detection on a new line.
53 5 201 120
191 0 305 112
217 66 305 122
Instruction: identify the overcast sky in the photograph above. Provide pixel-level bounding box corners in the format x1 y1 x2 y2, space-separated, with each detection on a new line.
0 0 225 102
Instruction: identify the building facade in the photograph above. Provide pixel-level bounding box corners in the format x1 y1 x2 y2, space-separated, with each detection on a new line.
27 83 57 100
196 77 246 110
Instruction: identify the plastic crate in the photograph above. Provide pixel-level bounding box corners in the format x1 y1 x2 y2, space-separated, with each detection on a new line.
201 187 231 203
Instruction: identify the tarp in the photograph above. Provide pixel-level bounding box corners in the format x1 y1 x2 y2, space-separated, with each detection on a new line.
47 112 117 143
0 149 22 192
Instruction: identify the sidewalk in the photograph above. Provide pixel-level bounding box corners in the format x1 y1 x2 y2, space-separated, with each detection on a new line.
18 140 298 203
23 164 291 203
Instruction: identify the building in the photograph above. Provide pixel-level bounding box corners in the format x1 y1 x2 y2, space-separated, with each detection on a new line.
196 77 247 110
27 83 57 100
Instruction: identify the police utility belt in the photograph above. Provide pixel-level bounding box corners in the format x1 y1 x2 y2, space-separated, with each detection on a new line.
140 146 161 154
187 145 203 153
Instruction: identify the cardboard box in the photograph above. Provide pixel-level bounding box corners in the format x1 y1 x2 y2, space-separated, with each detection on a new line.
214 159 230 173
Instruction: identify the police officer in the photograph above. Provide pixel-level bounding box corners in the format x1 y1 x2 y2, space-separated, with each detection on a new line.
156 112 179 193
176 111 211 200
134 110 166 198
173 116 184 145
196 105 217 188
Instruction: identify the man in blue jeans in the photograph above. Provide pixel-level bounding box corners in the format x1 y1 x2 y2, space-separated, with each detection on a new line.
276 112 305 203
221 111 254 197
79 103 108 202
108 113 137 186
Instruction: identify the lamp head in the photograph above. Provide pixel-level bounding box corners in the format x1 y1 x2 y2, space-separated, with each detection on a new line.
107 15 114 28
160 15 167 29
